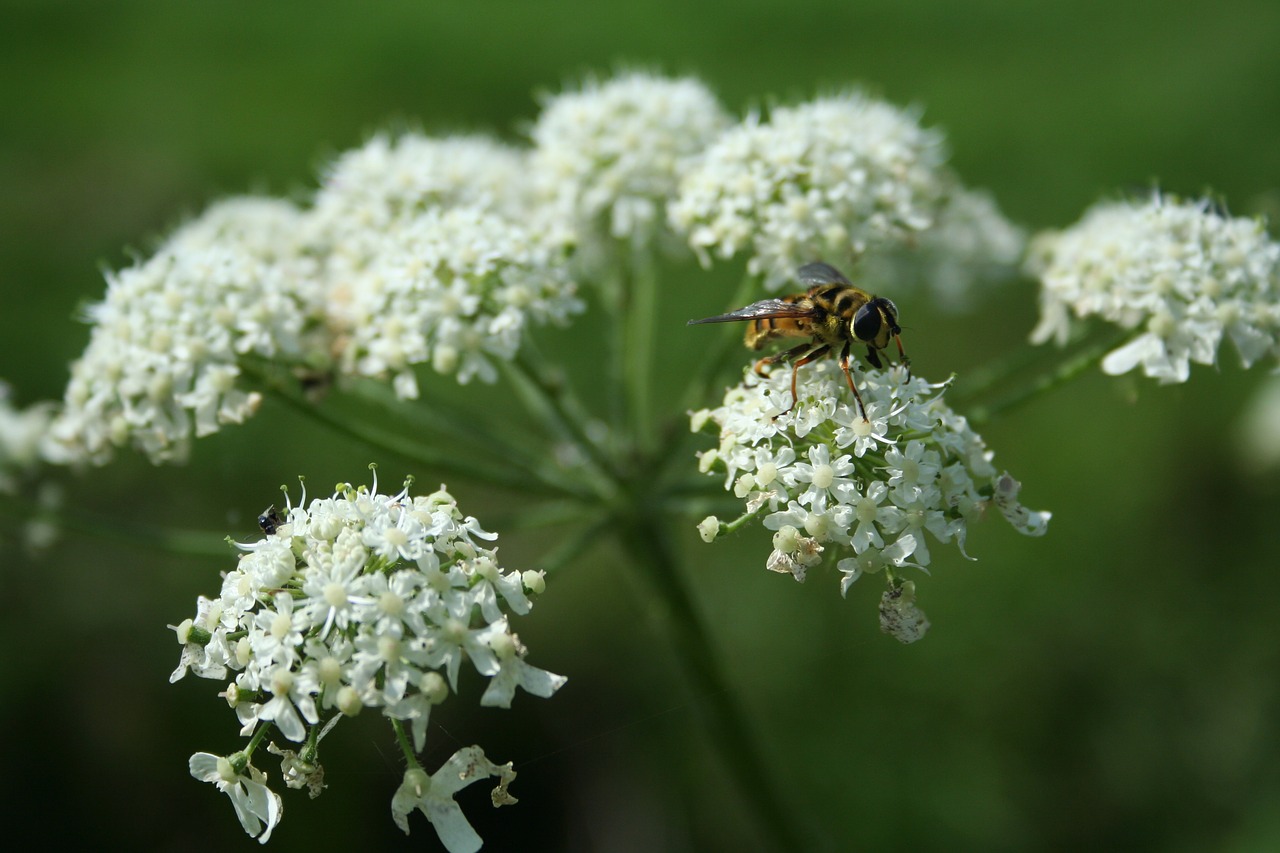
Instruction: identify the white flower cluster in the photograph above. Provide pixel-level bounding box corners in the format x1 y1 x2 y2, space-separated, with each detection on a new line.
338 205 581 396
692 360 1049 642
307 132 537 278
48 197 324 464
531 71 730 249
173 475 564 847
670 93 1021 293
50 131 584 464
0 380 54 495
1029 195 1280 382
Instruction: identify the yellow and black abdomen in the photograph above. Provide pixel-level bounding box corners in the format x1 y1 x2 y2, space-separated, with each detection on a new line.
744 304 814 350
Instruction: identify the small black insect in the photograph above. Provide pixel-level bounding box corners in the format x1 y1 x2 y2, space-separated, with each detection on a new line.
257 505 284 536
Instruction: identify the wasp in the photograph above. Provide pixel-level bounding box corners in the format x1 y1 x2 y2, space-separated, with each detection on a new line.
687 261 909 420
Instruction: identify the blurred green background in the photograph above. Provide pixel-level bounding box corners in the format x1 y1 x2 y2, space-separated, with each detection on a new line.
3 1 1280 850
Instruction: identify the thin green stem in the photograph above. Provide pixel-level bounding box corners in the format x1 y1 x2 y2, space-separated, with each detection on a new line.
616 514 805 852
532 513 612 576
243 720 275 760
505 352 620 500
0 494 230 558
258 377 568 497
487 499 601 533
966 329 1131 425
345 379 551 476
949 335 1070 405
390 718 422 768
715 503 767 536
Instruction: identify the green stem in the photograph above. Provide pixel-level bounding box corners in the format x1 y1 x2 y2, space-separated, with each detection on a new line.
243 719 275 759
390 718 422 768
0 494 230 558
345 379 555 478
625 249 659 453
532 513 612 576
965 330 1130 424
715 504 767 536
616 514 805 852
504 352 620 500
259 378 569 497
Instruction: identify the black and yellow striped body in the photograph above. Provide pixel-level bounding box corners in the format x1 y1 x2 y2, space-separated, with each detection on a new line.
743 284 873 352
687 261 909 420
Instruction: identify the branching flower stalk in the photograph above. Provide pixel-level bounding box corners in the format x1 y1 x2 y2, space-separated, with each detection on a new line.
11 69 1279 850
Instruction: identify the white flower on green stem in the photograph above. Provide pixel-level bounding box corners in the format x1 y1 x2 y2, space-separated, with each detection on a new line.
786 444 857 513
1028 194 1280 382
692 360 1050 636
169 595 233 683
189 752 283 844
391 746 517 852
255 662 321 743
838 533 919 595
531 71 730 250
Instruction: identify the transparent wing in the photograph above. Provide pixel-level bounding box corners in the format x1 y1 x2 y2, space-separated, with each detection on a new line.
687 299 817 325
796 261 853 287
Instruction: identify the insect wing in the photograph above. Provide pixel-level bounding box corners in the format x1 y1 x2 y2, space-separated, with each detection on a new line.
795 261 854 288
687 298 816 325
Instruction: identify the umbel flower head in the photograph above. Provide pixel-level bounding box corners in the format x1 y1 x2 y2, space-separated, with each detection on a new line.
1028 194 1280 382
172 473 564 847
530 70 731 252
692 361 1049 643
47 197 325 465
335 204 582 396
306 131 539 284
305 132 582 397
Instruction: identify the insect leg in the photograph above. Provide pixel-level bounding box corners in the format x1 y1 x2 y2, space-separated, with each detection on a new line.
893 334 911 379
841 342 870 422
774 344 831 418
753 341 815 377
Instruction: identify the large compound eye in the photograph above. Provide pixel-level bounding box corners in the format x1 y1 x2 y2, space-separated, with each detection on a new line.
880 298 900 332
852 303 883 343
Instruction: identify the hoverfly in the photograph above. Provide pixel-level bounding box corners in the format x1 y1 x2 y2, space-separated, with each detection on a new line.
687 261 908 420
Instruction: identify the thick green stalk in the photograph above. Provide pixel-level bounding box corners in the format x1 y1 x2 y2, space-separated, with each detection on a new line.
625 250 659 453
615 514 804 852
